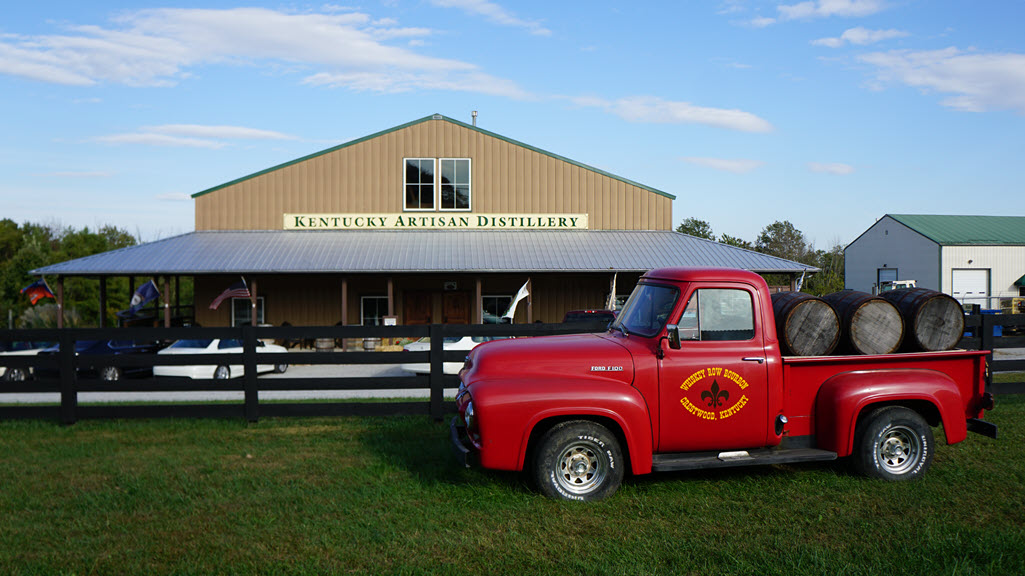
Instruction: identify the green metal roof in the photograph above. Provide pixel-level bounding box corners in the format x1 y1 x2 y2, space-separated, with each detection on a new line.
192 114 675 201
888 214 1025 246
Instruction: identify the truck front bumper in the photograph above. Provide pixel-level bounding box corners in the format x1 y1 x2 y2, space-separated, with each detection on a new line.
449 416 478 468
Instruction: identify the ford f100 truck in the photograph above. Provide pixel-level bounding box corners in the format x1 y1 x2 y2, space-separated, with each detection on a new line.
451 267 997 501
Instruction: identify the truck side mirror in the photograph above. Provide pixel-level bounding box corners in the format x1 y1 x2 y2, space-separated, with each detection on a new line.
665 324 681 350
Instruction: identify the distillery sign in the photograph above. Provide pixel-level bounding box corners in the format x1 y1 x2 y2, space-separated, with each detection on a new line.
284 213 589 230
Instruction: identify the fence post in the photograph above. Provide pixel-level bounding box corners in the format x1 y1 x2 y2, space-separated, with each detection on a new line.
980 313 994 392
429 324 444 421
242 325 259 422
58 330 77 425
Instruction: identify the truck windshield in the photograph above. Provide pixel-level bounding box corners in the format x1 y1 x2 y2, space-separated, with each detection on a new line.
611 283 679 338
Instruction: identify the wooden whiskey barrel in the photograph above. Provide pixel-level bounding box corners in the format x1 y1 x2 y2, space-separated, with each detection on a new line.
822 291 904 355
770 292 840 356
881 288 965 351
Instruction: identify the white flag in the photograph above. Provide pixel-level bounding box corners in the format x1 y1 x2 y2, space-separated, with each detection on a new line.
503 280 530 319
796 269 807 292
606 273 618 311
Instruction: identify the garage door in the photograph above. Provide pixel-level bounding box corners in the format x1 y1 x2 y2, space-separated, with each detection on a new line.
952 269 990 307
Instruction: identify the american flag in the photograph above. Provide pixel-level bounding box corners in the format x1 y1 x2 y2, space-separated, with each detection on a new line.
209 279 251 310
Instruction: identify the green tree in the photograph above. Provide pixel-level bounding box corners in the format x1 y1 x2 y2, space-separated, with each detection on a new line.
803 241 846 296
676 217 715 240
755 220 809 262
719 233 754 250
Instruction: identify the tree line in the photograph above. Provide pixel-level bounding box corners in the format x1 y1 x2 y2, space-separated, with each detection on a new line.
675 217 845 296
0 220 182 329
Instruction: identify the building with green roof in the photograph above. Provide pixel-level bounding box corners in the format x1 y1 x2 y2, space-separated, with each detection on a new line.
845 214 1025 308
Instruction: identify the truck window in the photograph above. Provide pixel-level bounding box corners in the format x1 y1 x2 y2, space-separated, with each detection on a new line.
680 289 755 341
614 283 679 338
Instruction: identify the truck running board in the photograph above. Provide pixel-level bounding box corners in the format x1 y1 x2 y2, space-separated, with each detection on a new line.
651 448 838 473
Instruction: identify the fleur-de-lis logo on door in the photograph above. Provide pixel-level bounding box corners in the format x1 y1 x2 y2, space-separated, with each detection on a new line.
701 380 729 409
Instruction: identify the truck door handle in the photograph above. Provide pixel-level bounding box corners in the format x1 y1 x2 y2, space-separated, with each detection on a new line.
742 357 765 364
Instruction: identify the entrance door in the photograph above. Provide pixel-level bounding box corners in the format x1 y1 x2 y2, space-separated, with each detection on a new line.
443 292 470 324
658 286 768 453
404 291 432 324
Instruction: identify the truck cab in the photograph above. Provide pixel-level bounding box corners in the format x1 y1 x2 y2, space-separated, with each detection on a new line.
452 267 995 501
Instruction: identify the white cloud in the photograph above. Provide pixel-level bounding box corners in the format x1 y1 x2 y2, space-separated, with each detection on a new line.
45 171 115 178
599 96 773 133
808 162 854 174
95 123 303 148
96 133 227 148
813 26 908 47
146 125 298 140
778 0 887 20
682 157 765 173
859 47 1025 113
429 0 551 36
0 7 529 99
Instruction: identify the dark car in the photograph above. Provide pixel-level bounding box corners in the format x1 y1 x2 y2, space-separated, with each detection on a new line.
562 309 618 328
36 339 167 381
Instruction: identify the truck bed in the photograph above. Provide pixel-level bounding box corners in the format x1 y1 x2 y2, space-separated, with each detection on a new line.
780 349 989 439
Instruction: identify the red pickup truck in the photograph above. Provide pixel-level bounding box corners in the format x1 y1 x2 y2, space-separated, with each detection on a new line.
452 267 997 501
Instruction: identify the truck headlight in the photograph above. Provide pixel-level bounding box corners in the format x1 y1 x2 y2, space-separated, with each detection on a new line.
464 400 480 444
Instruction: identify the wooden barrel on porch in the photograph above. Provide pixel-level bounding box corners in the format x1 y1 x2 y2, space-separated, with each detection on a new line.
881 288 965 351
822 290 904 355
770 292 840 356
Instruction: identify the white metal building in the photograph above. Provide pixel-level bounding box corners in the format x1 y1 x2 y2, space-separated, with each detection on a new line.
845 214 1025 309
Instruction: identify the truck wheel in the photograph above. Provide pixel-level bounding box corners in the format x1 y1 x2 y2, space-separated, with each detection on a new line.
4 367 28 382
533 421 624 502
213 365 231 380
852 406 934 481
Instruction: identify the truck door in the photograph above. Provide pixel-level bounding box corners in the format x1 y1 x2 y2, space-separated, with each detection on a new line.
658 285 768 453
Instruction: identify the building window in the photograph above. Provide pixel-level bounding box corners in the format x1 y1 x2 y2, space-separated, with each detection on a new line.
231 297 264 327
404 158 435 211
439 158 471 211
362 296 389 326
482 295 512 324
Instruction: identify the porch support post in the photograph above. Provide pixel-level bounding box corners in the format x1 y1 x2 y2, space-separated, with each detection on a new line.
163 276 171 327
475 277 483 324
56 276 65 329
98 276 107 328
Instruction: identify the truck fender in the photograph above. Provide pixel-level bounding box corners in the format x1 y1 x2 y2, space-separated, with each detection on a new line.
815 369 967 457
471 377 654 475
521 403 655 476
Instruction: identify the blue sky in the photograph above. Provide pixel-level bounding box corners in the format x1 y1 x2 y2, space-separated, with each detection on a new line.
2 0 1023 249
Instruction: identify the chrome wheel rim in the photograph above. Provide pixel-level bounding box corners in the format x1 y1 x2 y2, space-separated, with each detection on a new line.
877 425 921 475
555 440 608 495
214 366 230 379
6 368 27 382
100 366 120 381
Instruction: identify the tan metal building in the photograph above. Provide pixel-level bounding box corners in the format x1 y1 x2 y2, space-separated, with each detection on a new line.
34 114 812 328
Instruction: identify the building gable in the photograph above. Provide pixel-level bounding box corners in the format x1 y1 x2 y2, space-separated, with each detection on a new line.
193 114 675 232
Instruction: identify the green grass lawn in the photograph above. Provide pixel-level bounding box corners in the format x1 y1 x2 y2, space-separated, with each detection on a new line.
1 396 1023 576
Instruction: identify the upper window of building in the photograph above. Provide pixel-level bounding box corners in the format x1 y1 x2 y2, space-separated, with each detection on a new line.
404 158 471 212
440 158 471 211
404 158 435 211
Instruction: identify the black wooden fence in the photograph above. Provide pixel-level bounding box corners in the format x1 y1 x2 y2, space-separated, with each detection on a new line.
0 314 1022 425
0 322 605 424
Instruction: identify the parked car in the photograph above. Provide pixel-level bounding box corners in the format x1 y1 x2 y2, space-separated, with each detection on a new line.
154 338 288 379
400 336 505 375
36 339 167 381
0 341 54 381
562 309 618 327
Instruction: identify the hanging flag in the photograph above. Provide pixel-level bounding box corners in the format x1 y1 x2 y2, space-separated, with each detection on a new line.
20 279 55 305
606 272 618 311
796 269 807 292
117 279 160 318
502 280 530 320
210 278 251 310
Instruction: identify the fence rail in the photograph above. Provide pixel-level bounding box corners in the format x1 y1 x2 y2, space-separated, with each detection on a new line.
0 322 606 424
1 314 1023 424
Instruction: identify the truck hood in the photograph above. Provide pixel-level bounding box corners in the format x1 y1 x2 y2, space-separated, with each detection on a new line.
463 333 634 386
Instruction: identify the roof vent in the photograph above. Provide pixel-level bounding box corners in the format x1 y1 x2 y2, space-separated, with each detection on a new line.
432 114 443 120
